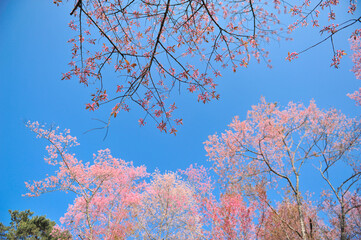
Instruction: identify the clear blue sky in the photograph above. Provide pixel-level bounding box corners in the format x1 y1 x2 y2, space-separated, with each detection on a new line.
0 0 359 224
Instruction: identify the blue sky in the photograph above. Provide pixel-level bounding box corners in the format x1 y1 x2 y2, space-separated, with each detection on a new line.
0 0 359 224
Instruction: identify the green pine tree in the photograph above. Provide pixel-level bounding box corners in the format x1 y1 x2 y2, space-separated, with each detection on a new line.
0 210 71 240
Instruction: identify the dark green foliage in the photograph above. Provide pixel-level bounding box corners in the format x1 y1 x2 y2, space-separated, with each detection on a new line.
0 210 71 240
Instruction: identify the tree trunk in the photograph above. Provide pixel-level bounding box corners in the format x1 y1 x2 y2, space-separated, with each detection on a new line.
340 203 347 240
295 174 307 240
296 194 308 240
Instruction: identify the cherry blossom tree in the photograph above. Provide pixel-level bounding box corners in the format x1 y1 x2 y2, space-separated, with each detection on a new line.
347 194 361 238
205 98 361 240
318 160 361 240
259 198 325 240
181 164 256 240
51 0 360 132
131 172 204 239
25 121 148 239
348 28 361 105
320 192 361 240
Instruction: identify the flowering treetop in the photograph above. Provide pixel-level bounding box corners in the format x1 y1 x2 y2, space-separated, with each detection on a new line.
51 0 360 133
